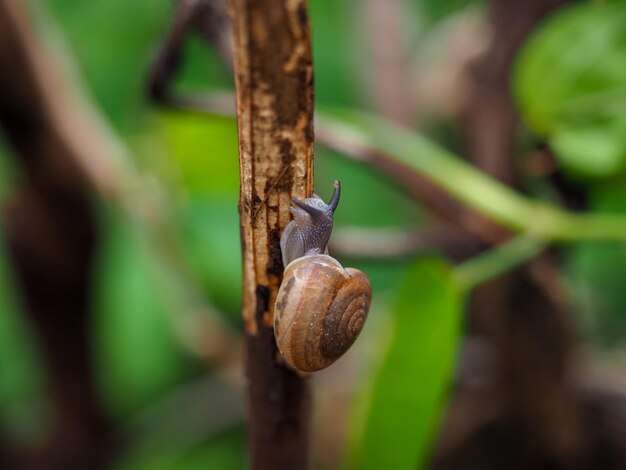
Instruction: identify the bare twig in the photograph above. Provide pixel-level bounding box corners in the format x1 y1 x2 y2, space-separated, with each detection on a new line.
229 0 314 467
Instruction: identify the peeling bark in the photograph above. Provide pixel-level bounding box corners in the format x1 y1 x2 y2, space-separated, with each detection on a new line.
229 0 314 467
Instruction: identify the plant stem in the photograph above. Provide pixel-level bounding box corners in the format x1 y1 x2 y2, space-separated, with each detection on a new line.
453 236 546 291
317 110 626 242
229 0 314 468
147 88 626 245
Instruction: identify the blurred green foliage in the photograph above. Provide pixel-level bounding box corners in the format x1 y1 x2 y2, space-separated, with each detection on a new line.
515 1 626 179
514 1 626 346
43 0 171 132
93 213 192 417
2 0 426 466
158 114 239 195
115 426 247 470
349 258 462 470
2 0 626 469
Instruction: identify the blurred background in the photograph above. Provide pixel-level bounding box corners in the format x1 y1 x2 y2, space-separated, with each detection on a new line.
1 0 626 468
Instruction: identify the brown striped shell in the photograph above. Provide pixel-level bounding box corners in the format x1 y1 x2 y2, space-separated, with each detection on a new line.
274 254 372 372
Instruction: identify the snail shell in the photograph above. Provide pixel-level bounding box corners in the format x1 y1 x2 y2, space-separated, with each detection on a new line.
274 254 372 372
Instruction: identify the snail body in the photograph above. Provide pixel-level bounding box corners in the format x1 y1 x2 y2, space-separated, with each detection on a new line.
274 181 372 373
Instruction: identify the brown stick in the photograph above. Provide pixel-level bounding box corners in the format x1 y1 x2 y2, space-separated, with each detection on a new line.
229 0 314 468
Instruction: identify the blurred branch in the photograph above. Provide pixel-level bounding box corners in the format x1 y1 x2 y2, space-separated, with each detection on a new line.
151 84 626 244
149 90 500 247
0 0 112 466
453 235 545 290
315 115 506 245
460 0 569 184
435 2 595 468
122 375 243 464
330 225 483 261
149 0 199 102
0 2 122 197
0 0 241 458
229 0 314 467
149 0 232 104
316 111 626 242
364 0 414 125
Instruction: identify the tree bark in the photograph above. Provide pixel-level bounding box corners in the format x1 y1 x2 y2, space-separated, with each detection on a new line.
229 0 314 468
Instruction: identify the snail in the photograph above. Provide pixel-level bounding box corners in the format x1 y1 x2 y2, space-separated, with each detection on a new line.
274 180 372 373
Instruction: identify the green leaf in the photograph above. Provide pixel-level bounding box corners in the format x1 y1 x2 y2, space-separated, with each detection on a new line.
419 0 484 23
158 113 239 196
93 213 189 417
176 197 242 318
43 0 171 132
349 258 463 470
514 2 626 178
114 426 246 470
453 235 544 291
310 0 364 106
550 119 626 178
565 185 626 347
566 241 626 347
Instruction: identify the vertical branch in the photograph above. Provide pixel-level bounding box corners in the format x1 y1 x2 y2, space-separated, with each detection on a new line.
436 0 590 467
460 0 568 185
229 0 314 468
0 0 113 467
364 0 414 125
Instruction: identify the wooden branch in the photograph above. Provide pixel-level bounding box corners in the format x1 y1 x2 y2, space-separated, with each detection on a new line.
229 0 314 468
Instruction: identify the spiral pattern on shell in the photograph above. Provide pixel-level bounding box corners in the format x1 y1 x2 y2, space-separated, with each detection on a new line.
274 254 372 372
